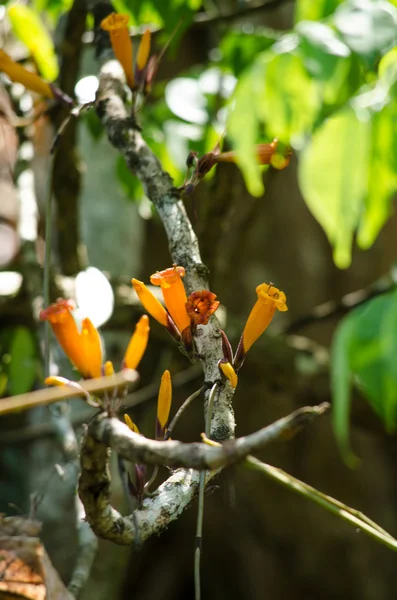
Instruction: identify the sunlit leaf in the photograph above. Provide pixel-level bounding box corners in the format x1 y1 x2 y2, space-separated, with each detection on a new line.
228 66 264 196
334 0 397 57
299 106 370 267
7 4 59 81
257 51 321 144
295 0 344 23
357 99 397 248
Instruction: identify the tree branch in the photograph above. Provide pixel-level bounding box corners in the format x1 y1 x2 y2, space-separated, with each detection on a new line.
79 403 329 543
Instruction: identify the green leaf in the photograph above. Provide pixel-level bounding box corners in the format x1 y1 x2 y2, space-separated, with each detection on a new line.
331 311 357 464
298 106 370 267
357 99 397 248
296 21 350 81
257 51 321 144
228 67 264 196
332 290 397 460
334 0 397 58
8 327 37 396
379 46 397 86
7 3 59 81
295 0 344 23
221 29 279 76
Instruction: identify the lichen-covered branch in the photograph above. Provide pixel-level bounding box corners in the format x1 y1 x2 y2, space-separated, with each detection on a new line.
95 59 235 441
79 403 329 543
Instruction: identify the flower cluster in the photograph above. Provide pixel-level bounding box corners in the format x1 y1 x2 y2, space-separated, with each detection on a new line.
132 266 287 388
100 12 155 96
39 298 149 381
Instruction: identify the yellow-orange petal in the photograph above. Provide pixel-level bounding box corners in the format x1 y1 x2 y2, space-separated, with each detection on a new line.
103 360 115 376
44 376 71 386
40 300 83 372
137 28 151 71
219 361 238 389
80 318 103 379
0 50 54 98
243 284 288 353
157 369 172 431
100 13 134 89
124 413 140 434
123 315 150 370
132 278 168 327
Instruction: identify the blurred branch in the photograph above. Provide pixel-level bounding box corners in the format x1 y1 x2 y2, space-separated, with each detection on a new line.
79 403 329 543
245 457 397 553
284 279 395 334
0 370 138 416
195 0 293 27
52 0 88 275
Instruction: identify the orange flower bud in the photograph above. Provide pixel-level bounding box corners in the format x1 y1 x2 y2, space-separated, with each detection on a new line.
132 278 168 327
101 13 135 89
234 283 288 370
218 360 238 389
156 369 172 439
124 413 140 434
40 299 102 379
137 28 151 71
150 266 191 334
186 290 220 326
123 315 149 370
103 360 115 376
0 49 54 98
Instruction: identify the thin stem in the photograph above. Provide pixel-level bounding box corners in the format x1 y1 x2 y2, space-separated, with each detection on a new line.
144 465 159 493
194 382 218 600
166 387 203 439
245 457 397 553
43 154 55 377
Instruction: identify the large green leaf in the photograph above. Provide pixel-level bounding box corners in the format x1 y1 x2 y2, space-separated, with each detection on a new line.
8 327 37 396
332 290 397 460
356 99 397 248
7 3 59 81
257 51 321 144
298 106 370 268
228 66 265 196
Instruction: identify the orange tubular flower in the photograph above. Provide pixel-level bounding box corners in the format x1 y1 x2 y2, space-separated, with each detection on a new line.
156 369 172 439
186 290 220 326
0 50 54 99
150 266 191 334
136 28 151 71
40 299 102 378
234 283 288 370
123 315 150 370
101 13 135 89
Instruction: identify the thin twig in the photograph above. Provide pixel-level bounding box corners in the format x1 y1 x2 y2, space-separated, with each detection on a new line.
283 280 395 334
245 457 397 553
43 154 55 377
195 382 218 600
166 387 203 439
